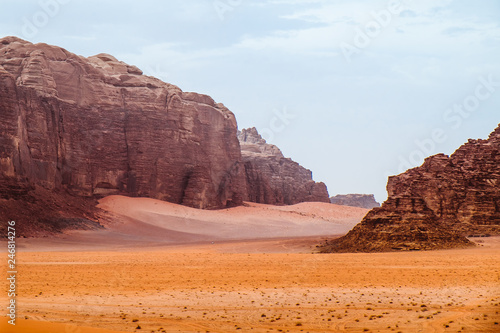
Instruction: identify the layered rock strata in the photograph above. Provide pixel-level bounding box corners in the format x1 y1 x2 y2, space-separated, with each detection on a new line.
320 124 500 252
0 37 332 235
0 36 246 210
238 127 330 205
330 194 380 209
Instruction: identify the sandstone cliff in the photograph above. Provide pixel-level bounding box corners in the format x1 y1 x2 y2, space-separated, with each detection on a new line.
0 37 332 235
238 127 330 205
320 124 500 252
330 194 380 209
0 36 246 212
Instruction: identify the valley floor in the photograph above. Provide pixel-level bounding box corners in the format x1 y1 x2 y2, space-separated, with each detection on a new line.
1 236 499 333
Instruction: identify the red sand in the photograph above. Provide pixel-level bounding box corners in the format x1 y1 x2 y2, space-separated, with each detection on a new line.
2 196 499 332
16 196 368 252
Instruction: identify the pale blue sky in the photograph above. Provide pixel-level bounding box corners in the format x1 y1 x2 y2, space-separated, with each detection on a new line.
1 0 499 202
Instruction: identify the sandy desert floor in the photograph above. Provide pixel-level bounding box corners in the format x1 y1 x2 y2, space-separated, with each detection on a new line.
1 197 499 333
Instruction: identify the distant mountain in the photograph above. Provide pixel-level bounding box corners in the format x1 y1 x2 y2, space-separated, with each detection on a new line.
238 128 330 205
330 194 380 209
320 123 500 252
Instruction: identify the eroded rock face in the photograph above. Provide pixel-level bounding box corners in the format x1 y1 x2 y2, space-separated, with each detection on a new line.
0 36 246 210
238 127 330 205
320 124 500 252
330 194 380 209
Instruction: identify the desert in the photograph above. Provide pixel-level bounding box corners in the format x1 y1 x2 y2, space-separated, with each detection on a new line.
1 236 499 332
1 196 500 333
1 3 500 332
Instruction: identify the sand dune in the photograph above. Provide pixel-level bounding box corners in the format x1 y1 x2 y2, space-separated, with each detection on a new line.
98 195 367 238
18 196 368 251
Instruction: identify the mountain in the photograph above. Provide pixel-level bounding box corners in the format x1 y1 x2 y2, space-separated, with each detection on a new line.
0 37 330 236
330 194 380 209
0 36 247 209
320 124 500 252
238 127 330 205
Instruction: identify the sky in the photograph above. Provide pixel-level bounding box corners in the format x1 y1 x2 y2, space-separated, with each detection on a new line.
1 0 499 202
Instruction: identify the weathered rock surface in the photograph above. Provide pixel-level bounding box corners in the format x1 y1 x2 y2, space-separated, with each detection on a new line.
330 194 380 209
0 36 246 214
320 124 500 252
0 175 102 237
238 127 330 205
0 37 333 235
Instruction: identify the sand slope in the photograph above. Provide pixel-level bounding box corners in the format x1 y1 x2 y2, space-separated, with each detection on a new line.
98 195 367 238
18 196 368 251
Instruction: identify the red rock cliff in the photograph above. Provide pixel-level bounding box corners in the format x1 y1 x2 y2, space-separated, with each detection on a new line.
0 36 246 210
238 127 330 205
0 38 334 236
330 194 380 209
320 124 500 252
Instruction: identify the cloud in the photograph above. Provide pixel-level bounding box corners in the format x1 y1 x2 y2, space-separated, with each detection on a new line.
399 10 417 17
234 26 341 57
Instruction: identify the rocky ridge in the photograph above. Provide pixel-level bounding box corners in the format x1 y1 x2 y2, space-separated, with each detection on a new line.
238 127 330 205
320 124 500 252
330 194 380 209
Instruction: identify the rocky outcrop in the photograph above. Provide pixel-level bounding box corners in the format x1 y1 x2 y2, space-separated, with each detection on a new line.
238 127 330 205
320 124 500 252
330 194 380 209
0 36 246 213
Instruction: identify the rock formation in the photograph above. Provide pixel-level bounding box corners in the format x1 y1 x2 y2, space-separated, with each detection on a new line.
0 36 246 212
238 127 330 205
330 194 380 209
0 37 331 235
320 124 500 252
